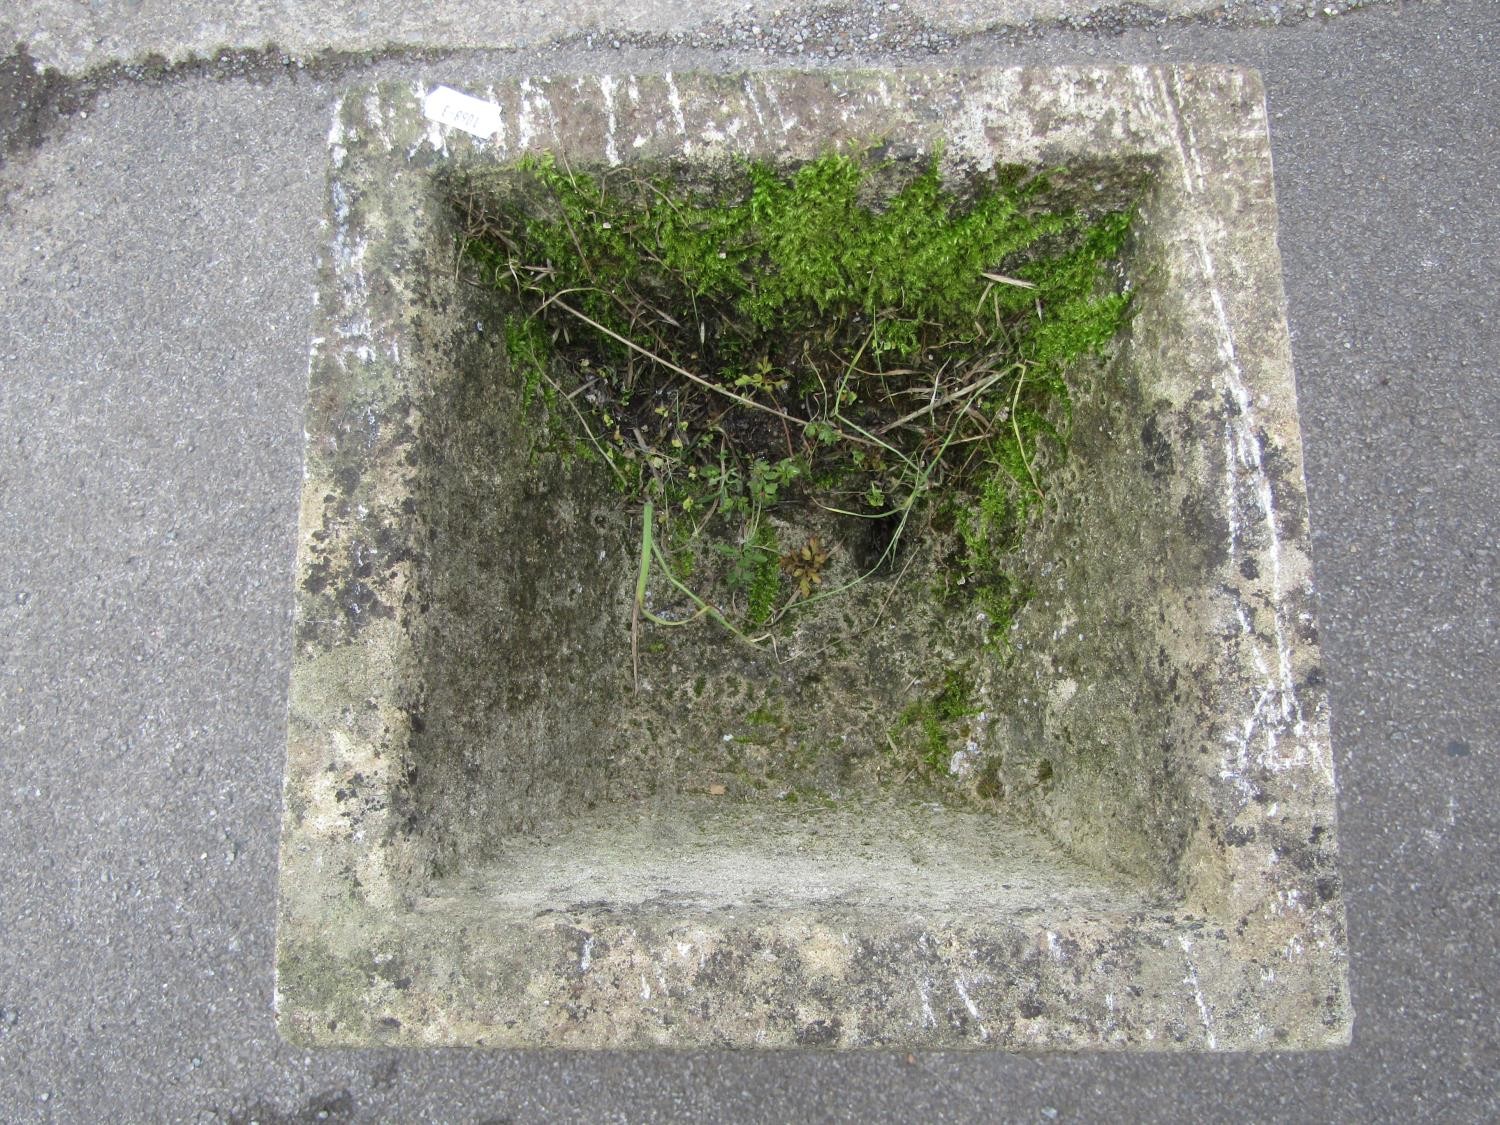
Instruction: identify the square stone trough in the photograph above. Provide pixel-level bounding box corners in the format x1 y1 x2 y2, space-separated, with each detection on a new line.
275 67 1351 1049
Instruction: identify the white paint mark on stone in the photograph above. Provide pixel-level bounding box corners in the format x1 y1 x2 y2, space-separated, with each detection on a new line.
919 978 936 1029
1164 72 1200 193
516 78 540 150
580 936 593 971
664 71 689 143
362 89 389 151
760 79 798 134
1199 222 1307 779
948 71 1033 170
640 974 651 1000
953 977 989 1041
742 76 767 130
948 744 977 778
1179 937 1217 1049
328 108 348 169
402 80 433 160
326 171 375 366
598 75 621 166
1223 421 1241 557
1045 931 1067 962
1145 67 1321 797
1147 69 1196 192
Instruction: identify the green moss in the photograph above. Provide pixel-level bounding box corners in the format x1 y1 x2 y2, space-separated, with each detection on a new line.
504 317 550 412
893 667 978 774
932 668 978 721
732 704 784 746
450 149 1139 643
279 941 375 1031
778 786 838 809
719 523 782 628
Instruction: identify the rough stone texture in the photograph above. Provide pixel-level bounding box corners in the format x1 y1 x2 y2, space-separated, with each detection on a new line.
276 67 1348 1050
1 2 1392 75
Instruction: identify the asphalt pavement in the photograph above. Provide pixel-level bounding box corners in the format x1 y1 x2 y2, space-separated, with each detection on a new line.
0 0 1496 1120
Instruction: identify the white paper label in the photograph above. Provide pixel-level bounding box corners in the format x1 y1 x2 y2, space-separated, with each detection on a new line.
422 86 504 141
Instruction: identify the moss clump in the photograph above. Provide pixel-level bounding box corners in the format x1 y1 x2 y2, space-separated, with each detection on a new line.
893 667 980 774
451 149 1136 642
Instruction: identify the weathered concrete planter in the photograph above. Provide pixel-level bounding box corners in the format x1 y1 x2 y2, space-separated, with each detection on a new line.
276 68 1350 1049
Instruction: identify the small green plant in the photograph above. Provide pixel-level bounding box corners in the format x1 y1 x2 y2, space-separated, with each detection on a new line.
450 148 1137 671
719 523 782 626
780 535 831 600
893 668 980 774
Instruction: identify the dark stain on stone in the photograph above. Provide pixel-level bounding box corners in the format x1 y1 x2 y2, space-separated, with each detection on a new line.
301 508 413 642
698 945 749 989
1140 415 1174 479
1178 490 1230 572
403 706 426 734
1259 435 1307 540
1275 842 1320 874
1446 738 1471 758
342 578 394 626
796 1017 842 1045
0 45 99 168
302 559 332 596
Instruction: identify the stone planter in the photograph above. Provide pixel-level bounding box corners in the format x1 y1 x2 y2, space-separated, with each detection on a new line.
276 67 1350 1049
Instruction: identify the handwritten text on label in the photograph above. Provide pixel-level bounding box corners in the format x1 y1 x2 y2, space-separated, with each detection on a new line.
422 86 504 141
